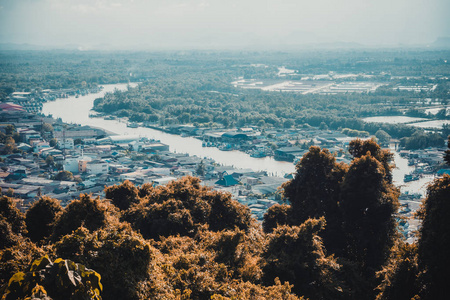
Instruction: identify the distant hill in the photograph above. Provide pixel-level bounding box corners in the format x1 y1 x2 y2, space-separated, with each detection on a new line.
431 37 450 49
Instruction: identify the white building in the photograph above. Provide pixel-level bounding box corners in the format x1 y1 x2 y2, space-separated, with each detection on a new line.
86 159 109 175
57 138 74 150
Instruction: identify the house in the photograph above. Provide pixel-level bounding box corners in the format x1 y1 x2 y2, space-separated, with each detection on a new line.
32 141 50 153
17 143 32 152
221 132 249 143
78 157 93 173
53 125 105 140
57 138 74 150
86 159 108 175
64 156 82 173
5 169 27 181
80 180 96 189
0 102 25 112
275 147 307 162
139 142 170 153
215 175 240 187
17 128 41 143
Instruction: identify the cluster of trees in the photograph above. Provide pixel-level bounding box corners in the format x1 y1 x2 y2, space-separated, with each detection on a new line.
399 131 445 149
0 125 20 155
91 59 447 148
1 139 449 299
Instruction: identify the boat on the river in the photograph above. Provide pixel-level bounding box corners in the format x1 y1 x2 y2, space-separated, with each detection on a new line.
404 173 420 182
127 122 139 128
250 151 267 158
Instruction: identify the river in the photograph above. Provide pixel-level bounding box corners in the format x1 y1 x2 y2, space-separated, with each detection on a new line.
41 83 295 176
41 83 434 196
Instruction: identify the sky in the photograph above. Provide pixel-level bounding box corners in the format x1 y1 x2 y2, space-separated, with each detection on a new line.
0 0 449 50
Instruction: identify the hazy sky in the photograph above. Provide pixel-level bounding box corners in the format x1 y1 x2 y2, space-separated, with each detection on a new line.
1 0 449 49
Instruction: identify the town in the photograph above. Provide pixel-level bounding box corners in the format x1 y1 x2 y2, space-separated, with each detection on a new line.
1 89 448 242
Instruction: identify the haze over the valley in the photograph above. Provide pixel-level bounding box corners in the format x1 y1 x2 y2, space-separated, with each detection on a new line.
1 0 449 50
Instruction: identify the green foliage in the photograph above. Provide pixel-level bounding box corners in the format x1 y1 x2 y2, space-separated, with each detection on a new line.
341 128 370 137
41 123 54 133
262 204 292 233
53 170 74 181
276 140 400 298
49 138 57 148
0 196 27 239
124 177 251 240
340 153 399 273
51 194 119 241
376 242 419 300
375 129 391 145
348 138 393 182
45 155 54 167
262 218 345 299
444 136 450 165
104 180 140 210
1 255 102 300
196 160 206 176
26 196 63 243
400 130 445 150
416 174 450 299
283 146 347 222
54 225 153 300
0 238 46 289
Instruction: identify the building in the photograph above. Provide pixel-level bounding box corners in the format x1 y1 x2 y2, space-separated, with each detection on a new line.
86 160 109 175
215 174 240 187
78 157 93 173
53 125 105 140
221 132 249 143
18 128 41 143
97 135 140 145
57 138 74 150
274 147 307 162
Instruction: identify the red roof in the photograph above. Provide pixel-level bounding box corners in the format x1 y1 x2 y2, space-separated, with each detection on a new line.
0 103 25 111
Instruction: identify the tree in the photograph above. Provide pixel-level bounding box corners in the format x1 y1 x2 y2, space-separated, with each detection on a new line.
348 138 393 183
262 218 345 299
25 196 62 243
124 177 251 240
444 136 450 165
283 146 346 222
51 194 119 241
376 242 419 300
2 137 16 154
283 119 294 128
375 129 391 145
45 155 54 167
319 121 328 130
53 170 74 181
281 146 348 253
196 160 206 176
55 226 152 300
340 153 399 274
416 174 450 299
0 196 26 238
4 125 15 135
49 138 57 147
263 204 292 233
41 123 54 133
104 180 140 210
